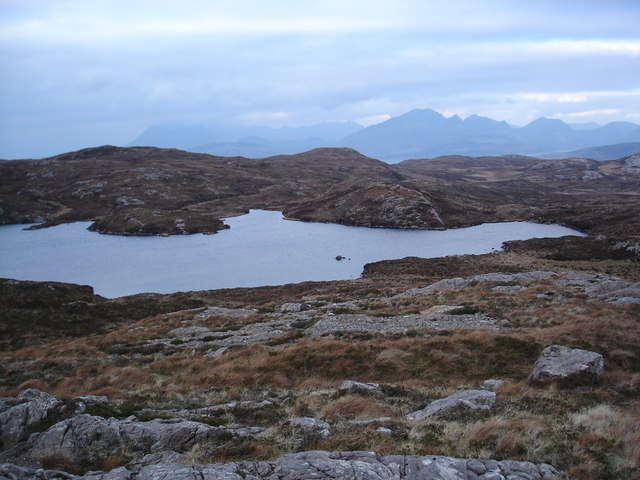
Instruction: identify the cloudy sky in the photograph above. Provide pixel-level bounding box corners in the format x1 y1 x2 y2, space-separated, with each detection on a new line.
1 0 639 158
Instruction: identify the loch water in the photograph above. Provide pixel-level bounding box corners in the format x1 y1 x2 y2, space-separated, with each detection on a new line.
0 210 583 298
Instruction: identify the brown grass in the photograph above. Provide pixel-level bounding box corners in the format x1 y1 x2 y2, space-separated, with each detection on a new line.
320 395 396 421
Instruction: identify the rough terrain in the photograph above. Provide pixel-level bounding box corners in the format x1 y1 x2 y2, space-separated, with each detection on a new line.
2 147 639 251
1 147 639 479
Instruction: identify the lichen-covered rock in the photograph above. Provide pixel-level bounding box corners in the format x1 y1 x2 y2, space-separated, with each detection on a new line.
0 451 561 479
0 389 73 450
288 417 331 438
529 345 604 385
0 462 78 479
0 414 263 469
406 389 496 421
411 271 557 294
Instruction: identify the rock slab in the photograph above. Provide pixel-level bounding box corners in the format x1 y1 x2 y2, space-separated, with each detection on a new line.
406 389 496 421
1 451 560 479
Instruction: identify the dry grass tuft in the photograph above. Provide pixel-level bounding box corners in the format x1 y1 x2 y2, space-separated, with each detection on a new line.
320 395 396 421
571 405 640 468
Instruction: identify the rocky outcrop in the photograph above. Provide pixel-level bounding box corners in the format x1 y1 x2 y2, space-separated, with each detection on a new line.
0 414 263 469
288 417 331 438
623 153 640 175
529 345 604 386
135 399 278 426
0 451 560 479
0 389 77 450
400 271 558 296
553 273 640 305
406 390 496 421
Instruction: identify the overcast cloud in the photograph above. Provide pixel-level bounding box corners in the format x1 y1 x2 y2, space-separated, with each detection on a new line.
1 0 639 158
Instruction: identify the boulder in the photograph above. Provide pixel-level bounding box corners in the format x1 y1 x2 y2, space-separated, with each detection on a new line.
279 302 308 313
482 379 504 391
529 345 604 385
288 417 331 439
406 390 496 421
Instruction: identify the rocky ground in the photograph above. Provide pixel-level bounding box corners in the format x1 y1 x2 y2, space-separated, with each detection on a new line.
2 147 639 249
1 147 639 479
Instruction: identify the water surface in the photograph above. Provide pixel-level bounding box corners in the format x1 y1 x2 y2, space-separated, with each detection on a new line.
0 210 582 297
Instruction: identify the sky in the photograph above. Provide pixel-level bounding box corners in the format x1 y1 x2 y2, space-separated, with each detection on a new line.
1 0 639 158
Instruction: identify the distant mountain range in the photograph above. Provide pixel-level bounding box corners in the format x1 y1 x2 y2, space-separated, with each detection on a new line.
128 109 640 162
128 122 362 157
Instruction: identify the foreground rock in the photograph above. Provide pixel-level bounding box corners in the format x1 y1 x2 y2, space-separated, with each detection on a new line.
0 451 560 479
0 414 263 470
406 389 496 421
0 389 79 450
529 345 604 386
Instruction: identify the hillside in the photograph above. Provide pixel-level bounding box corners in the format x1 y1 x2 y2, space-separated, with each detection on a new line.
1 146 640 479
2 147 639 249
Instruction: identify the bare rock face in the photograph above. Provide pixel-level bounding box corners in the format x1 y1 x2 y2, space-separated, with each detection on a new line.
339 380 381 393
288 417 331 438
0 389 76 450
529 345 604 386
0 414 263 470
1 451 560 479
406 389 496 421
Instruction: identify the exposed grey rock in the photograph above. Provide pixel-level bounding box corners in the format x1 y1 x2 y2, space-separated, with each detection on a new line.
492 285 525 292
288 417 331 438
0 414 264 469
0 389 67 450
408 271 558 294
421 305 464 314
194 306 258 320
126 451 188 468
135 463 242 480
406 389 496 421
339 380 380 393
0 452 560 479
623 153 640 175
306 312 501 336
278 302 307 313
204 346 229 359
529 345 604 385
76 396 109 405
552 273 640 303
168 326 210 337
375 427 393 436
348 417 392 425
0 462 78 479
135 400 275 424
240 451 559 480
609 296 640 306
482 379 504 391
288 417 330 429
82 467 132 480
